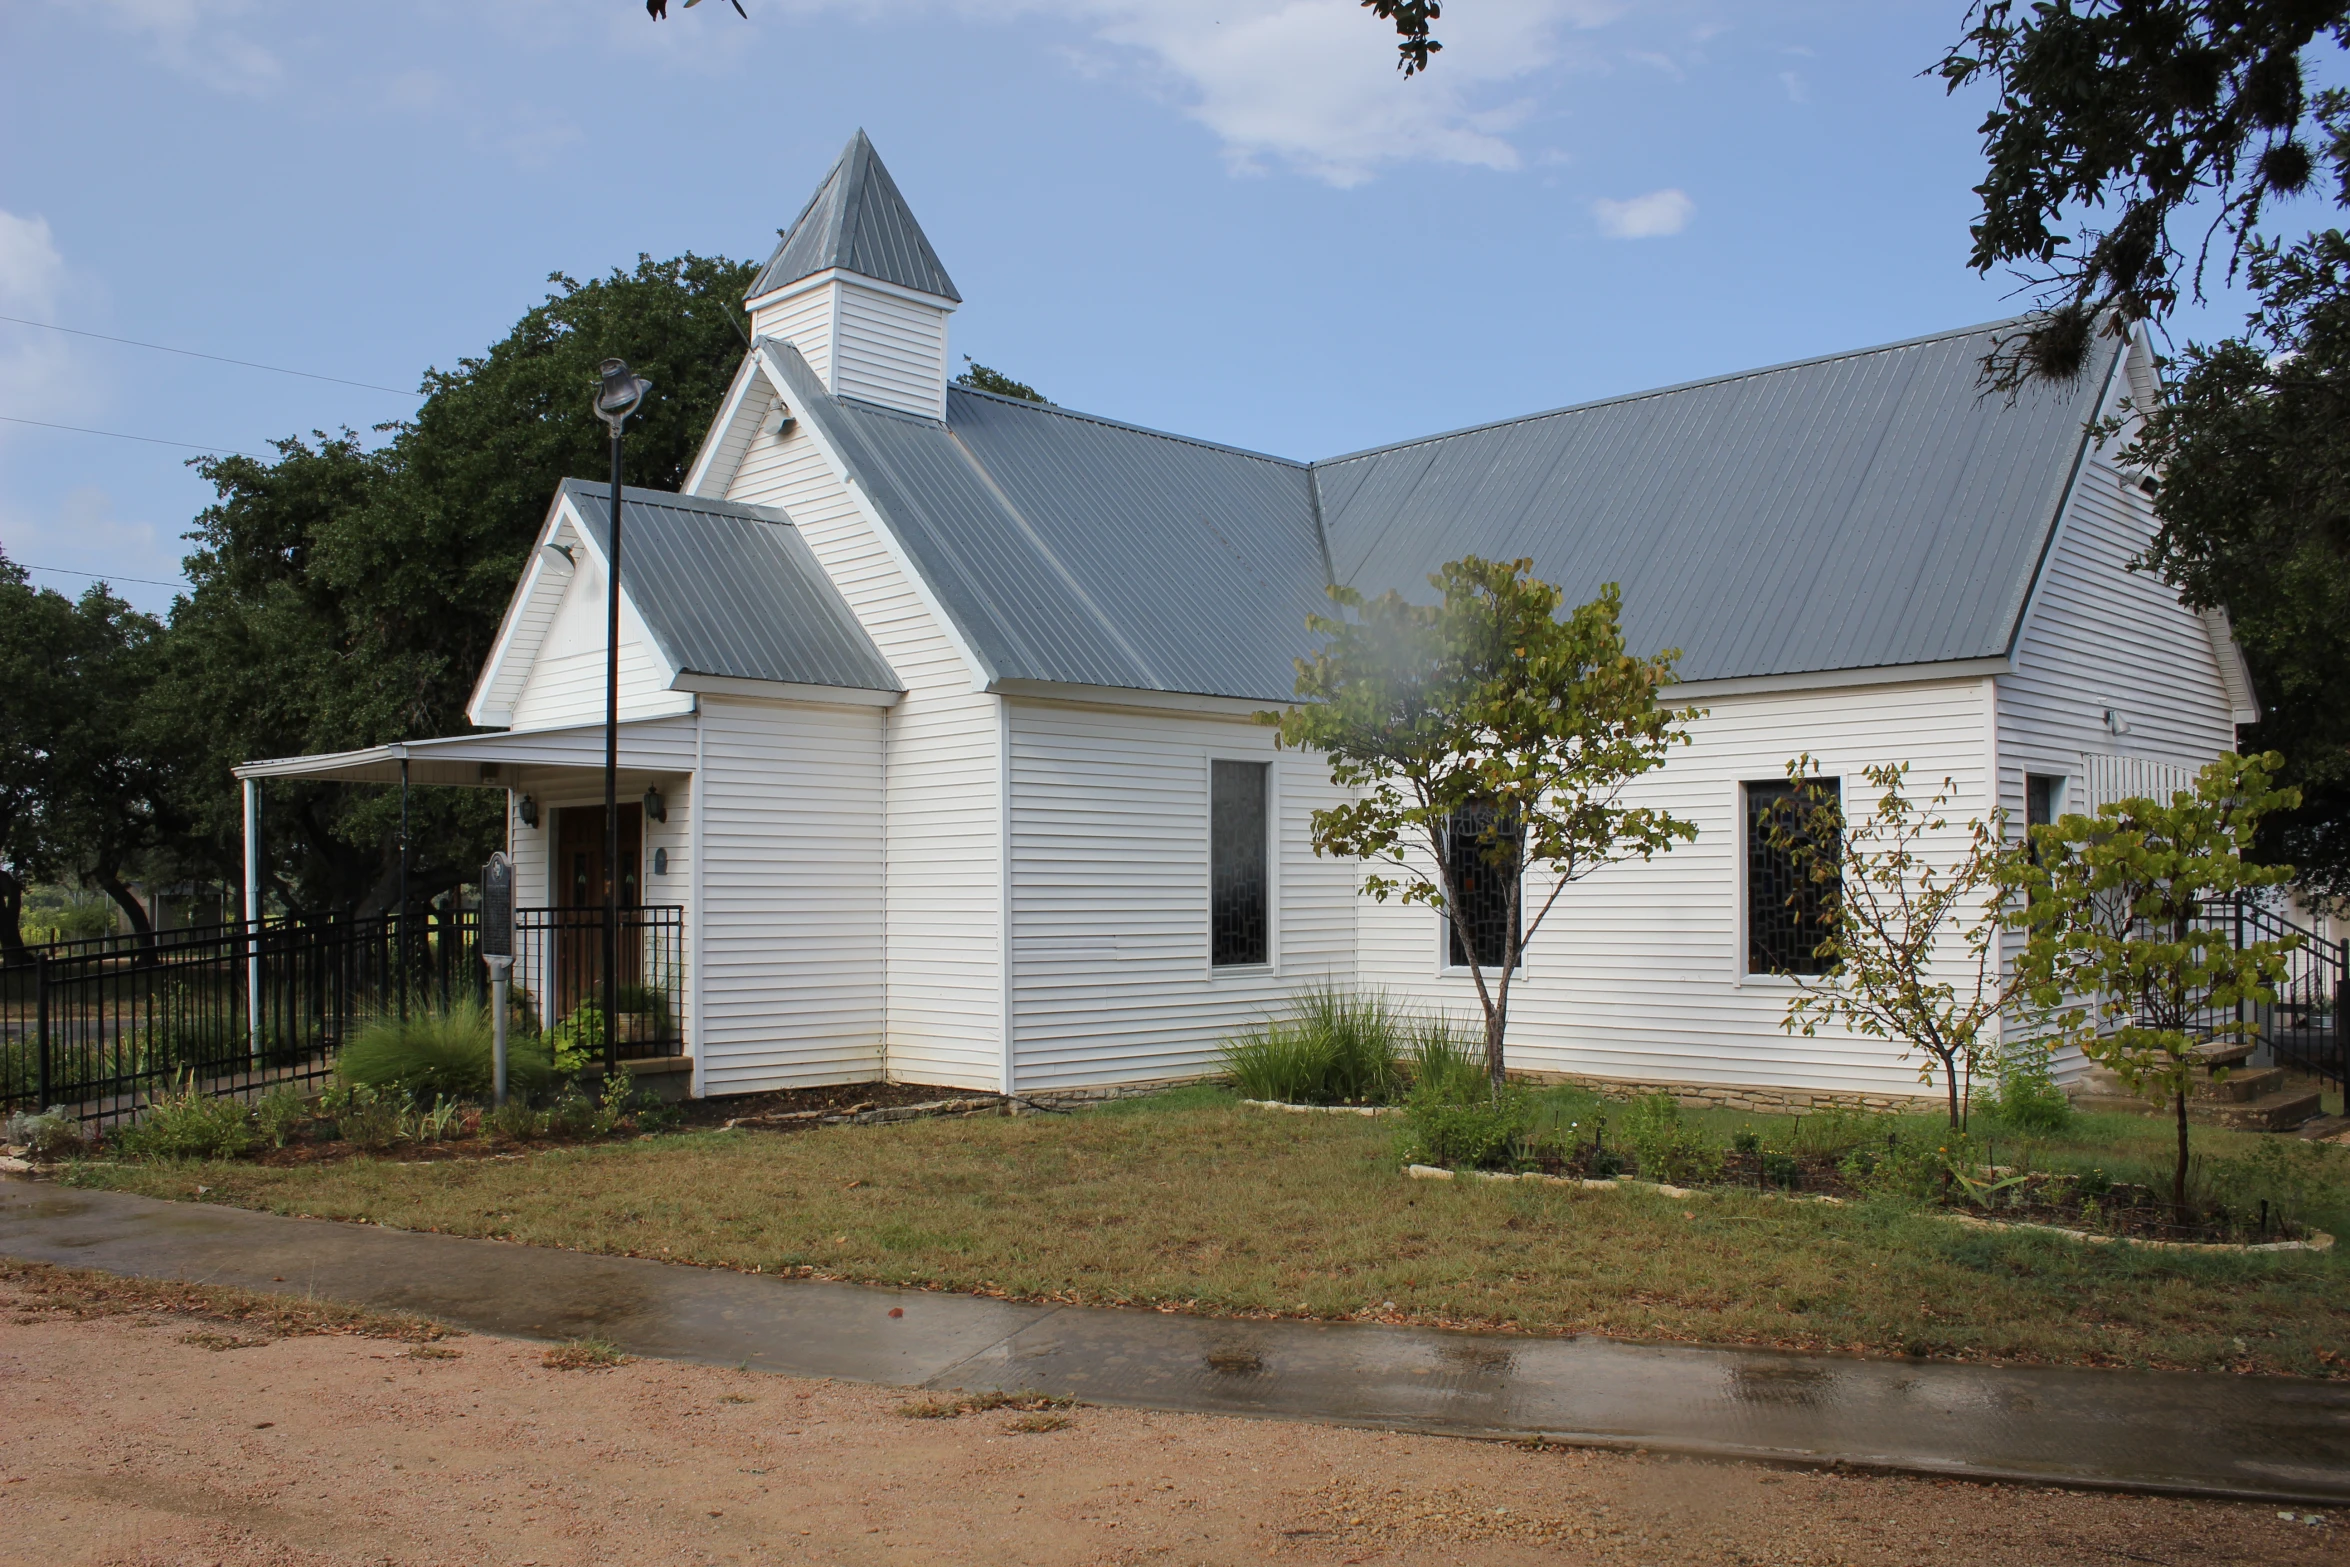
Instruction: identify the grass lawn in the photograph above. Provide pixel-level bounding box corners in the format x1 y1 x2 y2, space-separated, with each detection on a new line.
62 1086 2350 1377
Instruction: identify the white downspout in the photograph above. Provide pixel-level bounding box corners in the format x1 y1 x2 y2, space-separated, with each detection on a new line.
242 775 262 1058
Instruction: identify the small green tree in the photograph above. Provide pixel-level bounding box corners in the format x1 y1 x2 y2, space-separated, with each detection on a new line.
1769 760 2038 1130
1265 557 1698 1087
2006 751 2302 1214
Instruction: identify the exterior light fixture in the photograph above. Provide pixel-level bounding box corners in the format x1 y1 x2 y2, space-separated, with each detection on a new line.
642 785 667 823
542 541 575 572
653 847 669 876
516 793 538 829
595 357 654 1078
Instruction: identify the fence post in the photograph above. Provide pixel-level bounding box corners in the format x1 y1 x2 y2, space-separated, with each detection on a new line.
34 952 51 1110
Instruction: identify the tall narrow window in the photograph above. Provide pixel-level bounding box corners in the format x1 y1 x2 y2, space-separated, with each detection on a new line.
1745 779 1839 976
1210 760 1269 967
2026 774 2063 829
1445 805 1521 969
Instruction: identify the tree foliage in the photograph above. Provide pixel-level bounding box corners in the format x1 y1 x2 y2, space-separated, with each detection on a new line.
953 360 1049 403
1939 1 2350 385
2006 750 2300 1213
155 252 755 917
1770 760 2036 1129
1265 558 1698 1085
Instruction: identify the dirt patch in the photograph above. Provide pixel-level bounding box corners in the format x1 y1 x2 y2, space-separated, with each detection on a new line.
0 1258 455 1343
0 1286 2337 1567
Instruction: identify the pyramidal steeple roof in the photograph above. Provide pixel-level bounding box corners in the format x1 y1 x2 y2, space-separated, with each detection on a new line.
746 131 961 305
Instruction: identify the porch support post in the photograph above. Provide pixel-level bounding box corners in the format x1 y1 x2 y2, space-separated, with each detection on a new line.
242 775 262 1059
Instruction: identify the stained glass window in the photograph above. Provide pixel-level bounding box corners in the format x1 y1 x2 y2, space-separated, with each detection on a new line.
1745 779 1839 975
1445 805 1520 970
1211 760 1269 967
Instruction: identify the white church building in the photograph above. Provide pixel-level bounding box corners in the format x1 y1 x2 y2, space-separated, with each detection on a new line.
240 132 2257 1109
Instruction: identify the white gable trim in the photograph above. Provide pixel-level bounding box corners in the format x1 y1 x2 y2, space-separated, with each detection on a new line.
2197 607 2261 724
682 349 774 499
465 491 681 728
751 341 996 694
746 265 960 316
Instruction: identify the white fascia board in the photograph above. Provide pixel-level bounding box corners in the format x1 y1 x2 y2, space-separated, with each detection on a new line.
753 342 997 695
2197 606 2262 724
989 678 1285 721
681 347 772 498
1667 657 2013 702
747 266 959 316
466 487 578 727
555 490 684 694
672 671 902 708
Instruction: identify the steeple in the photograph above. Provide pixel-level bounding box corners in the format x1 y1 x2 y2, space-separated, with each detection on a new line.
745 133 960 420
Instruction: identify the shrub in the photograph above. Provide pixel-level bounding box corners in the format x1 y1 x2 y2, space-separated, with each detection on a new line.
339 1000 551 1102
321 1082 410 1150
1220 985 1402 1104
1975 1038 2075 1134
252 1086 311 1148
113 1074 259 1161
1619 1093 1723 1185
1397 1084 1534 1170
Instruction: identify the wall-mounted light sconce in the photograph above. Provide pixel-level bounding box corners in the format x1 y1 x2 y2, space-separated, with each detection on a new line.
642 785 667 824
541 540 575 573
764 401 795 439
653 847 669 876
2103 707 2133 737
516 793 539 829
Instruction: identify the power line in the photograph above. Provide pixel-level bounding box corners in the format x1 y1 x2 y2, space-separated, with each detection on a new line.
0 314 417 396
17 562 191 590
0 414 266 459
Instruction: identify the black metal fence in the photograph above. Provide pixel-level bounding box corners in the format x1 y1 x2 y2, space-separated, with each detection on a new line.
2 905 684 1132
2236 900 2346 1088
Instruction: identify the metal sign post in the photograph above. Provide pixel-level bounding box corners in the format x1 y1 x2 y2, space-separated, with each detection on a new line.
481 852 515 1107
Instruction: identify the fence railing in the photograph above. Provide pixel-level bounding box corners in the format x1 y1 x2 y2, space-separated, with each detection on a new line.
2 905 685 1131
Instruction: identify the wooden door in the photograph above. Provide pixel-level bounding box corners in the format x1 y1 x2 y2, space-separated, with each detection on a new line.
553 804 642 1019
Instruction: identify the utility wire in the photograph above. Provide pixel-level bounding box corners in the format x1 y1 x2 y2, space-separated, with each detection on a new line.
0 313 417 396
0 414 265 459
17 562 191 590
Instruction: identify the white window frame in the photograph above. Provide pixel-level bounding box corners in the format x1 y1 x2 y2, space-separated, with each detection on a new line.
1204 752 1278 979
1434 807 1526 978
1734 773 1842 990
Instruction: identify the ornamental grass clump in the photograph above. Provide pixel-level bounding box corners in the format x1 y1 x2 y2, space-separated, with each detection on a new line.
1220 984 1402 1104
339 999 552 1102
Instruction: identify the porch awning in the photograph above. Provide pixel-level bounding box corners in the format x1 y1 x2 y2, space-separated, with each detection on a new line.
233 714 701 788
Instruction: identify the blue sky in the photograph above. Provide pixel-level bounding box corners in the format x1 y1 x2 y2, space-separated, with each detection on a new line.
0 0 2274 616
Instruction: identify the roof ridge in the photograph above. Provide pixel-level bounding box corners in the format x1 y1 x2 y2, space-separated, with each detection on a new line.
946 383 1308 470
1308 314 2044 469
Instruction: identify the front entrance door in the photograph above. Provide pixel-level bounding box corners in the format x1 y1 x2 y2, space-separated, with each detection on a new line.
553 804 643 1019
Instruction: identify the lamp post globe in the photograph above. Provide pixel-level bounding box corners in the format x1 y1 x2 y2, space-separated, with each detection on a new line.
594 358 651 1077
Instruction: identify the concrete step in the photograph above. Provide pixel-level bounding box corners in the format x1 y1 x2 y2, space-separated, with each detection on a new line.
2071 1087 2324 1133
2079 1061 2286 1105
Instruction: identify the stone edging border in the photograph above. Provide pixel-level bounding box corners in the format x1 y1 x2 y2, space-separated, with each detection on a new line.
1405 1163 1843 1205
1242 1100 1401 1119
722 1096 1009 1131
1940 1213 2336 1255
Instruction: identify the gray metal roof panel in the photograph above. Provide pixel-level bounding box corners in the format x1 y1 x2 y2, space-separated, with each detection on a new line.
1314 320 2119 683
765 344 1326 701
560 478 902 693
747 131 961 304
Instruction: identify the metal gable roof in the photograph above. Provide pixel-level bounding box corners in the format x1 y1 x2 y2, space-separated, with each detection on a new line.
559 479 901 694
764 343 1326 701
747 131 962 305
1313 320 2124 683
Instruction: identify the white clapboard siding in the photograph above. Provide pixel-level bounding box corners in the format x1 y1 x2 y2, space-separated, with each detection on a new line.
831 282 949 420
1358 678 1997 1102
695 697 888 1091
1006 701 1359 1091
725 409 1004 1091
750 281 836 390
508 545 691 730
1997 396 2238 830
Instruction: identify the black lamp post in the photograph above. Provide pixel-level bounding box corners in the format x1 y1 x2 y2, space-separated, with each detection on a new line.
594 357 652 1076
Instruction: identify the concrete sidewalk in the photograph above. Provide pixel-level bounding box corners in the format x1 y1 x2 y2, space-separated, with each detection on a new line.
6 1178 2347 1505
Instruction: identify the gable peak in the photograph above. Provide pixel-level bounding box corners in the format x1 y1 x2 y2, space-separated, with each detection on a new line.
747 130 961 305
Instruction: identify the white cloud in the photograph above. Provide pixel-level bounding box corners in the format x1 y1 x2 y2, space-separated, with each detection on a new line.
83 0 283 95
1592 186 1693 239
0 210 99 433
1779 69 1807 103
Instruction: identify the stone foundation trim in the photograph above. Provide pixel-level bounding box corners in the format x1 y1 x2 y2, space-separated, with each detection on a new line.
1241 1100 1401 1119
